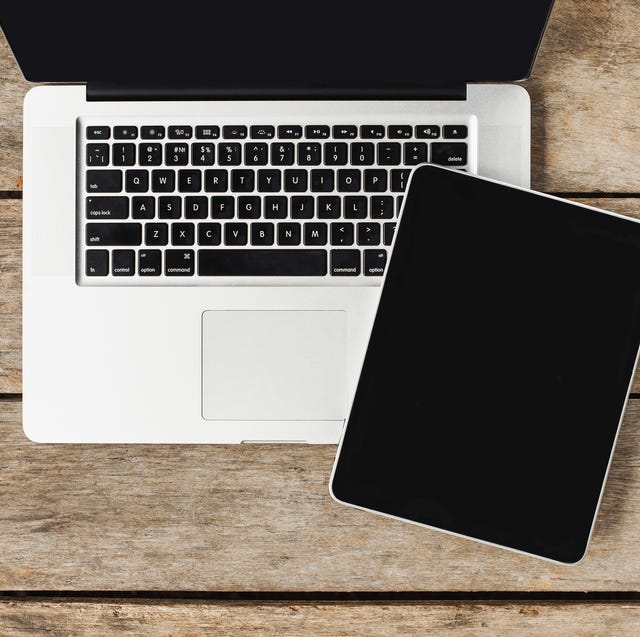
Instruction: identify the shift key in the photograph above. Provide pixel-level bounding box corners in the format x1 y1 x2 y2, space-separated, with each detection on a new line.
86 222 142 246
86 170 123 192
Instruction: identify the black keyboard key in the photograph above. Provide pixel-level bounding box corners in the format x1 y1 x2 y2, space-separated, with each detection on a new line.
86 222 142 246
112 249 135 276
278 223 301 246
298 143 321 165
222 125 247 139
344 196 367 219
351 142 374 166
378 142 401 165
87 126 110 140
141 126 165 139
318 196 341 219
271 142 295 166
391 169 410 192
132 196 155 219
204 169 228 192
304 223 328 246
324 142 348 166
311 169 334 192
431 142 468 166
258 169 281 192
112 143 136 166
415 125 440 139
305 125 330 139
231 169 255 192
225 223 248 245
219 143 242 165
138 250 162 276
145 223 168 246
114 126 138 140
284 169 308 192
178 169 202 192
364 169 387 192
388 125 412 139
396 196 404 216
165 249 195 275
330 249 360 276
152 169 175 192
139 143 162 166
195 125 220 139
364 249 387 276
360 125 385 139
330 222 354 246
291 196 314 219
404 142 428 165
166 143 189 166
264 196 288 219
172 222 195 246
277 125 303 139
185 196 208 219
371 196 394 219
86 196 128 220
238 196 261 219
357 222 381 245
338 169 361 192
86 143 109 166
443 125 468 139
245 143 268 166
383 222 397 245
211 196 234 218
159 196 181 219
125 169 149 192
198 249 327 276
250 125 275 139
332 125 357 139
251 223 275 246
85 249 109 275
198 223 222 246
168 126 193 139
86 170 122 192
192 143 215 166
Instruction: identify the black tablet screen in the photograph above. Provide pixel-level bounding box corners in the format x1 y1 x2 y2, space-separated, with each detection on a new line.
331 166 640 563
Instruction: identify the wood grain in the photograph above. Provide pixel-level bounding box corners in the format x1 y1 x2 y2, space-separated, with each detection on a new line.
1 0 640 192
0 397 638 591
1 601 639 636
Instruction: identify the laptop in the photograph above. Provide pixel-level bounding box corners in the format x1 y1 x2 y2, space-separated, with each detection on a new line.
1 1 555 442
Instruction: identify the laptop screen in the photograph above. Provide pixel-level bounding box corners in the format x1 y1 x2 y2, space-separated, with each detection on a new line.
1 1 555 87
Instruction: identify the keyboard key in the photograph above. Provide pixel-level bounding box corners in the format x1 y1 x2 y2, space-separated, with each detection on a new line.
185 196 208 219
415 125 440 139
311 169 334 192
443 125 468 139
357 222 381 245
192 143 215 166
391 169 410 192
132 196 155 219
404 142 428 165
246 143 268 165
284 169 308 192
225 223 249 245
138 250 162 276
338 169 361 192
318 196 341 219
305 125 330 139
87 126 110 140
370 196 394 219
324 142 348 165
383 222 397 245
198 223 222 246
291 196 314 219
165 249 195 275
332 125 357 139
158 196 181 219
178 169 202 192
86 196 128 219
204 169 228 192
331 222 354 246
330 249 360 276
271 142 295 165
364 169 387 192
86 222 142 246
112 143 136 166
198 249 327 276
152 169 175 192
86 143 109 166
112 249 135 276
231 169 255 192
304 223 328 246
222 125 247 139
166 143 189 166
251 223 275 246
210 196 235 218
85 249 109 275
86 170 122 192
364 249 387 276
388 125 412 139
238 196 261 219
195 125 220 139
141 126 165 139
264 196 288 219
351 142 374 166
431 142 468 166
277 125 303 139
114 126 138 139
298 143 321 165
172 222 195 246
219 143 242 165
377 142 401 165
139 143 162 166
360 125 385 139
258 169 282 192
125 170 149 192
168 126 193 139
145 223 168 246
344 196 367 219
278 222 302 246
396 196 404 215
250 125 275 139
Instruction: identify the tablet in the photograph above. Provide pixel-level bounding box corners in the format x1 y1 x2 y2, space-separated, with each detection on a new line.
330 165 640 564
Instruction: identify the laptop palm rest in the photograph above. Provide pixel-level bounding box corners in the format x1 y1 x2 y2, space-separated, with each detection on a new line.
202 310 347 421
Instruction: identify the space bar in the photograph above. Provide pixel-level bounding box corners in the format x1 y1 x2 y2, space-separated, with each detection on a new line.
198 249 328 276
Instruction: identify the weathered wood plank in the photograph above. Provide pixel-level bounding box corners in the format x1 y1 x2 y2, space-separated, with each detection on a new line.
0 601 639 636
1 0 640 192
0 398 638 591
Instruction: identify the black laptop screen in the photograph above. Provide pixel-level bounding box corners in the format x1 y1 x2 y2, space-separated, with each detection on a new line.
1 1 554 86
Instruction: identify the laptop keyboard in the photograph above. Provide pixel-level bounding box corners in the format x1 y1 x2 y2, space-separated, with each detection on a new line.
80 121 471 283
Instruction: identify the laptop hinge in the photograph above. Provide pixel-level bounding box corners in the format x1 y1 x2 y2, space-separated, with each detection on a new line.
86 83 467 102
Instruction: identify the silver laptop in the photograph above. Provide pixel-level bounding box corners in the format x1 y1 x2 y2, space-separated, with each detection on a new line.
2 1 555 442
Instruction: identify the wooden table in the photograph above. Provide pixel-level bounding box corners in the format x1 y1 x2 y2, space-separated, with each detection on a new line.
1 1 639 633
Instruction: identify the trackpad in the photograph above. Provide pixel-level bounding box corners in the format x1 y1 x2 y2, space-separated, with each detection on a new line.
202 310 347 421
